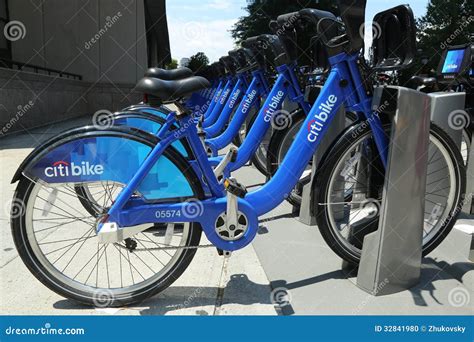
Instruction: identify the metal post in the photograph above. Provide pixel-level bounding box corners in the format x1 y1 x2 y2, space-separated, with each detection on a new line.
462 129 473 215
356 86 432 295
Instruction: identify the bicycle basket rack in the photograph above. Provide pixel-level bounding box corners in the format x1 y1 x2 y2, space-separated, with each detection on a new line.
371 5 416 71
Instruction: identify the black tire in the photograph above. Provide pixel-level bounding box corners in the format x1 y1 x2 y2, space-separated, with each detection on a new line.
266 110 358 207
266 108 307 206
314 122 466 264
11 127 205 307
248 112 272 176
232 105 258 147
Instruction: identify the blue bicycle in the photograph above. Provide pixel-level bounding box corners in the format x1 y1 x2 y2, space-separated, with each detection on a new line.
113 43 271 163
11 0 465 307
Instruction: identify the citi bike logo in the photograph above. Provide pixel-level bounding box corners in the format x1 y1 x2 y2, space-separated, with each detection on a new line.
307 95 337 142
220 88 231 104
213 89 222 102
264 90 285 122
228 89 241 109
242 89 257 114
44 161 104 178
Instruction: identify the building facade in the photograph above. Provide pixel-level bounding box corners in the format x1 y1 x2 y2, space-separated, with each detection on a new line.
0 0 170 135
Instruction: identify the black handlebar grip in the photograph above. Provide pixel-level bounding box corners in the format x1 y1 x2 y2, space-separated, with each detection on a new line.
257 34 291 66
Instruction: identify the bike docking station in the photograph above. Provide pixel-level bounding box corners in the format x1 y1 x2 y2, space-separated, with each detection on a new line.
463 129 474 215
357 86 468 295
353 86 432 295
298 84 469 295
463 128 473 261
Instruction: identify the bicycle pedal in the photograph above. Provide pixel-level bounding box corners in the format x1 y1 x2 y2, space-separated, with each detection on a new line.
224 178 247 198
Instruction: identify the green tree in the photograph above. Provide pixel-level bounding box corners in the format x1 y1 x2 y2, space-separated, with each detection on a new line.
165 58 178 70
230 0 336 66
231 0 336 42
400 0 473 84
187 52 210 72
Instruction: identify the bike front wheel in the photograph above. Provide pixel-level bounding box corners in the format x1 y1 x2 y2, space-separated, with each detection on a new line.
314 122 466 264
11 129 205 307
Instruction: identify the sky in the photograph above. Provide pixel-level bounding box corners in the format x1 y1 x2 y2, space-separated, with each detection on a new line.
166 0 430 63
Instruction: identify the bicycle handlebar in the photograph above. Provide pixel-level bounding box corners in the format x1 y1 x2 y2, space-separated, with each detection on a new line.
257 34 292 66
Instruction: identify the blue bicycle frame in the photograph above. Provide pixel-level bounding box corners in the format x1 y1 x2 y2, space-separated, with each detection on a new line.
118 69 272 160
205 69 269 154
219 63 311 171
203 76 235 127
205 73 249 137
186 78 219 110
99 52 389 252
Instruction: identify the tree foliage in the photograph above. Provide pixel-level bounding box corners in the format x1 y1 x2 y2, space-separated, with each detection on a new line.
230 0 336 43
165 58 178 70
230 0 473 84
398 0 473 84
230 0 336 66
187 52 210 72
417 0 473 62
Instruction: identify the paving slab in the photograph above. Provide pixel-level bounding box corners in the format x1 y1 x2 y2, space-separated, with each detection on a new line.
1 117 472 316
232 165 474 315
0 117 275 316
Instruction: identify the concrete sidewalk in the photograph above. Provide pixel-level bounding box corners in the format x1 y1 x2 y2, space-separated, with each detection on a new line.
0 117 472 316
233 166 473 315
0 118 276 316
